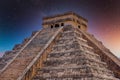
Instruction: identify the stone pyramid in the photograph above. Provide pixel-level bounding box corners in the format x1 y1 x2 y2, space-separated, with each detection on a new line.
0 12 120 80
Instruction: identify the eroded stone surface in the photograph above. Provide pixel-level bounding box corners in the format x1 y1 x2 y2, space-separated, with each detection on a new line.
33 26 119 80
0 28 58 80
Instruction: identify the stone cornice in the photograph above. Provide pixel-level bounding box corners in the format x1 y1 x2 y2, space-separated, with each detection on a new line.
42 11 88 22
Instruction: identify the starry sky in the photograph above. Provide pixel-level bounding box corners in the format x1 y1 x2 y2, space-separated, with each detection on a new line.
0 0 120 57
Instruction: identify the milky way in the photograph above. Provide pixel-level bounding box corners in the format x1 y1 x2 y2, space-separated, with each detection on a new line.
0 0 120 57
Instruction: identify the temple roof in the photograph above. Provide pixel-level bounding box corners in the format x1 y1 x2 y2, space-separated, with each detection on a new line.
42 11 88 22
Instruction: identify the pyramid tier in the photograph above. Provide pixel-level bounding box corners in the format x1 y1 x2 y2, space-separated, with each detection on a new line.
44 54 107 69
34 65 116 80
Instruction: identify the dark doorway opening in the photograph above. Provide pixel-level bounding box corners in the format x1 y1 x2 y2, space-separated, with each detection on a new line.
51 25 53 28
78 26 81 29
55 24 59 28
61 23 64 26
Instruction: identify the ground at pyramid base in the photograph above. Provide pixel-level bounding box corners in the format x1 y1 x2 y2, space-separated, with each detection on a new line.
0 12 120 80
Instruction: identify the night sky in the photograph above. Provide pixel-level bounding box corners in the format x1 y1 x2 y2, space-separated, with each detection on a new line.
0 0 120 57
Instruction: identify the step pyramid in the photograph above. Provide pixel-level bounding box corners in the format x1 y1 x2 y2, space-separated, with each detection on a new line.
0 12 120 80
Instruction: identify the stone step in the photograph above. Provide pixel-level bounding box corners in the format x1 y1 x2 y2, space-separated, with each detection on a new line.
52 43 80 52
34 73 93 80
61 29 83 38
53 39 89 48
47 52 101 63
52 44 93 53
40 64 110 72
44 56 107 68
48 49 101 60
53 42 79 48
61 31 75 37
34 69 115 80
76 37 87 42
34 65 114 79
58 36 87 42
52 42 93 52
56 39 77 45
33 76 119 80
49 49 99 59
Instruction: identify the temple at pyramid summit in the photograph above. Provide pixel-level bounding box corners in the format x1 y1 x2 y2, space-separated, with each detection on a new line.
0 12 120 80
